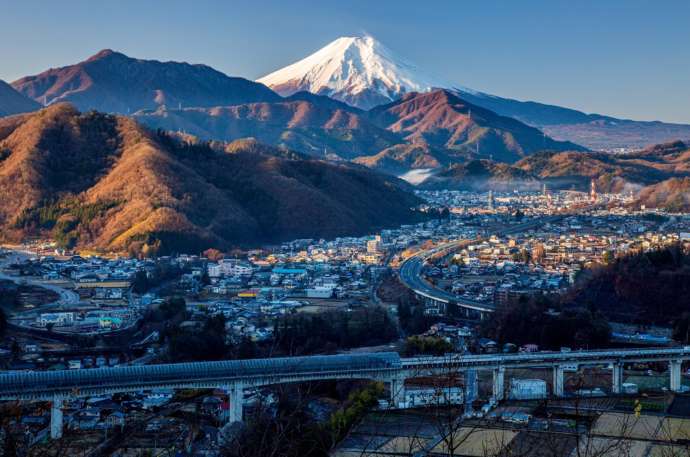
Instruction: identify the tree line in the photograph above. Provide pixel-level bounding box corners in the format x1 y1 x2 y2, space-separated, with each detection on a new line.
566 243 690 328
273 306 398 356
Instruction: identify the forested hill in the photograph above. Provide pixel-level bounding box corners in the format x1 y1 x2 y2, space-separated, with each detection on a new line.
0 104 423 255
565 244 690 328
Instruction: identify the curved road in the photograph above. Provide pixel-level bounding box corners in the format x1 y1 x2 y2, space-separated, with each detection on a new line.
399 215 564 313
0 250 80 317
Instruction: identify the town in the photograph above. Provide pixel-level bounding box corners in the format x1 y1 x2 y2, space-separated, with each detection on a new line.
2 188 690 455
4 5 690 455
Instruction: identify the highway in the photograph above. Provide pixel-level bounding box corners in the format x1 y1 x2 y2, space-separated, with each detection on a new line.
398 215 564 313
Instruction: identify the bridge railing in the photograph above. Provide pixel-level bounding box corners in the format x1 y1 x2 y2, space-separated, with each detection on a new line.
0 352 402 399
402 347 690 368
1 347 687 400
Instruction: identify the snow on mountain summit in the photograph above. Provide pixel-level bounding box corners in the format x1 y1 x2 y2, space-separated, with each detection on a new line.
258 36 470 109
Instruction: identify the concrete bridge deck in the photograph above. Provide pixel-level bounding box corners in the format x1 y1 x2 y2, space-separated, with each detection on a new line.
402 346 690 370
0 352 401 401
1 347 687 402
1 346 688 439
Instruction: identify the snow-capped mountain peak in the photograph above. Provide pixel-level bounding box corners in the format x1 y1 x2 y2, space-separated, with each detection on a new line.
258 35 471 109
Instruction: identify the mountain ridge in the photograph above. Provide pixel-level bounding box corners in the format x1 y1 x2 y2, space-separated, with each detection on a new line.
133 99 402 160
366 90 584 163
7 47 586 173
12 49 280 114
134 89 580 169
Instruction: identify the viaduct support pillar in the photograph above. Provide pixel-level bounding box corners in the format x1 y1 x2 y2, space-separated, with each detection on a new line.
670 360 682 393
464 369 478 415
492 367 505 401
225 383 244 423
553 365 565 397
389 376 406 408
50 396 64 440
612 363 623 395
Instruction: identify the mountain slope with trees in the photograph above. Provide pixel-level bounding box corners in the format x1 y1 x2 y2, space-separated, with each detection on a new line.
367 90 584 163
564 244 690 330
0 104 423 255
133 99 402 160
420 159 539 191
515 141 690 194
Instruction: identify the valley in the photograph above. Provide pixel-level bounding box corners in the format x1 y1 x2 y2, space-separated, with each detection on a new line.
1 13 690 457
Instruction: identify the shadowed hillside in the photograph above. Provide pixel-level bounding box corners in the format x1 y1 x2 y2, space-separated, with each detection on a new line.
352 143 459 175
420 159 539 191
0 80 40 117
565 244 690 327
635 177 690 212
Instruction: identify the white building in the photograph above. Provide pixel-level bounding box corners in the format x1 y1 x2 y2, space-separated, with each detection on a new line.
208 259 254 278
367 235 382 254
142 389 174 409
306 286 334 298
509 379 547 400
37 312 75 327
400 386 464 409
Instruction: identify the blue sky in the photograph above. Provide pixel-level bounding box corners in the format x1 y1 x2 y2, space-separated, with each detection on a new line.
1 0 689 122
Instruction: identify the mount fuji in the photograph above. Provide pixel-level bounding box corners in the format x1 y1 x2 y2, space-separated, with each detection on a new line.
259 36 690 150
258 36 475 110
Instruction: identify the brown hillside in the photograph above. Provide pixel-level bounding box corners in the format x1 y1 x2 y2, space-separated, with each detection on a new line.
635 177 690 212
0 104 423 255
134 100 402 160
515 142 690 192
367 90 583 163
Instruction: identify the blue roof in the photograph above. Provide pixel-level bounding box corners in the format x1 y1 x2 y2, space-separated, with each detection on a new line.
272 268 307 275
